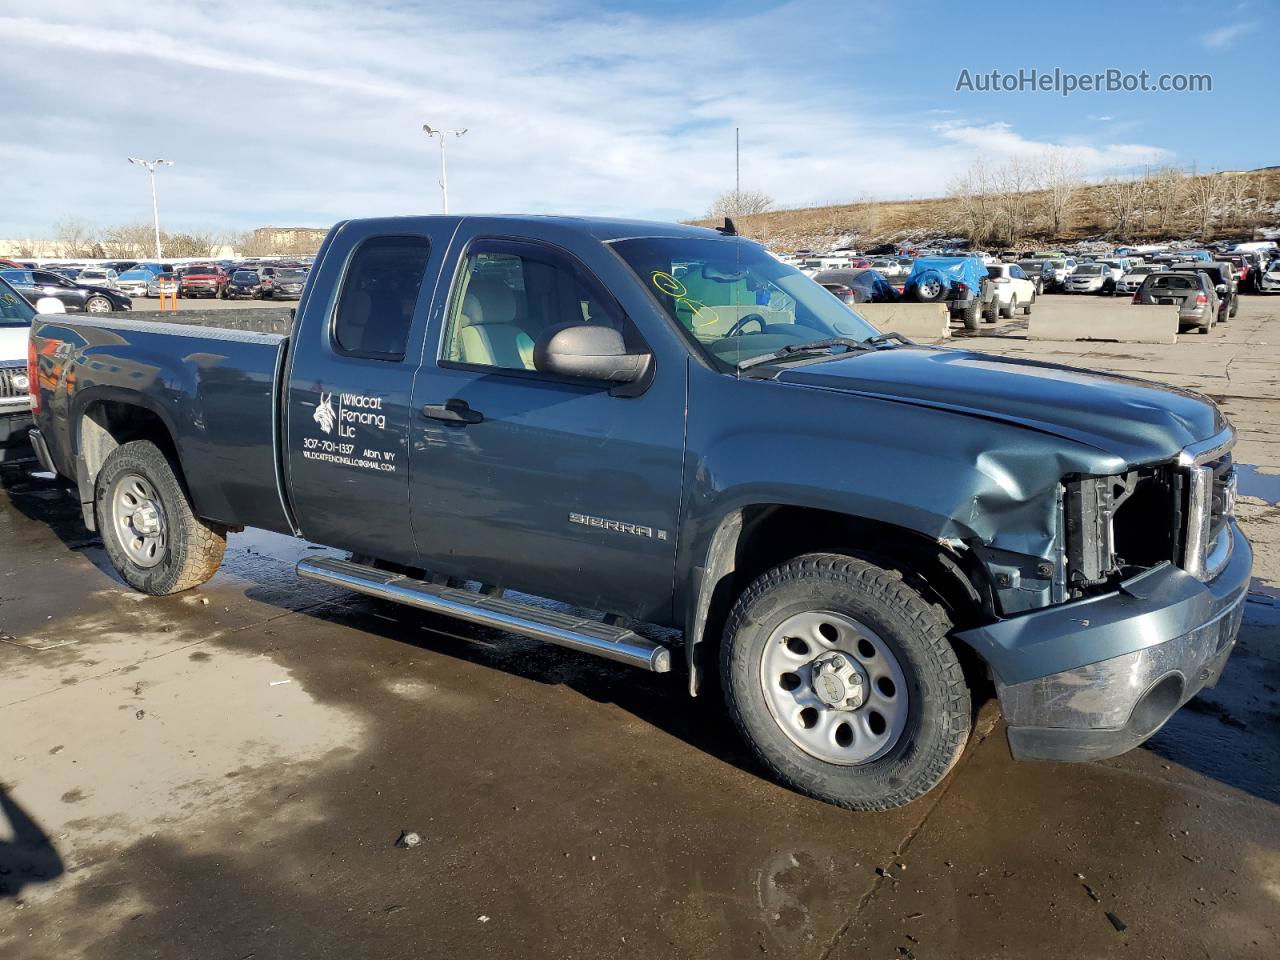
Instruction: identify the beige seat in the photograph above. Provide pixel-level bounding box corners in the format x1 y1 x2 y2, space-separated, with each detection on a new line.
457 277 534 369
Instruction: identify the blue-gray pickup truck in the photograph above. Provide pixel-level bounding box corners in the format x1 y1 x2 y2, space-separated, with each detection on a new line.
26 216 1251 810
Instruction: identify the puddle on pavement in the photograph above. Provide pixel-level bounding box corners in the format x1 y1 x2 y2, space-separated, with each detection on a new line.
1236 463 1280 504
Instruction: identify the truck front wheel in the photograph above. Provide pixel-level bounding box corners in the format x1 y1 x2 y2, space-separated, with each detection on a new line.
96 440 226 595
721 553 970 811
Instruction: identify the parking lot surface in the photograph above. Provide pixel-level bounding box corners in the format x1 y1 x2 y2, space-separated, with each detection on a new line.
2 296 1278 959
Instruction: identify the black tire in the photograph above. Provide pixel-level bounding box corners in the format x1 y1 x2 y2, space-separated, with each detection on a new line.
1022 292 1034 316
721 553 971 811
982 296 999 323
96 440 226 595
1229 296 1238 319
960 299 980 330
999 295 1016 320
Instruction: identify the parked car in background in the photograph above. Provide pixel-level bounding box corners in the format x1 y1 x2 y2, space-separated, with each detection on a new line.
1258 260 1280 294
146 271 177 298
225 269 264 299
1042 257 1077 290
901 256 988 329
1171 262 1239 321
983 263 1036 320
0 268 132 313
868 259 904 279
1015 260 1053 296
1115 264 1167 295
0 274 38 462
75 267 119 289
117 263 167 297
177 263 229 299
1133 271 1219 333
258 266 307 299
813 268 901 305
1064 263 1120 295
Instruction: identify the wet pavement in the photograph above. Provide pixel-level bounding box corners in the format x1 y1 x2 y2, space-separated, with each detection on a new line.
1 298 1278 959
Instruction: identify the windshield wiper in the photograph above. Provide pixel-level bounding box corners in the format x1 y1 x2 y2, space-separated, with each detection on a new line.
736 336 882 371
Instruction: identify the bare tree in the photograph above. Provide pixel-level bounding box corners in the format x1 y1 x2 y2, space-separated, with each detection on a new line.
163 231 219 258
1146 166 1187 234
947 157 999 247
707 188 774 219
100 222 155 258
53 218 97 258
1037 151 1083 240
992 157 1040 246
1098 176 1144 238
1186 170 1223 239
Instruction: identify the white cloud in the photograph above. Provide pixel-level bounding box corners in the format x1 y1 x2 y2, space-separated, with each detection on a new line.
0 1 1179 234
934 122 1171 174
1202 23 1251 48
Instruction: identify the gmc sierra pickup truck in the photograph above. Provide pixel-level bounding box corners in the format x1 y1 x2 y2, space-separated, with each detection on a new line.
26 215 1251 811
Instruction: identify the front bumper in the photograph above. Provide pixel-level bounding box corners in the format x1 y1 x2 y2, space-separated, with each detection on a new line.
956 522 1252 762
0 408 35 463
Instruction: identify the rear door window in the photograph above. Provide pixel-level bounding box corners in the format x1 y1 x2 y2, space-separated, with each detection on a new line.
332 236 433 361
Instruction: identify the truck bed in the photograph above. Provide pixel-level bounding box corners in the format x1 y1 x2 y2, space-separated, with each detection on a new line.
31 311 294 533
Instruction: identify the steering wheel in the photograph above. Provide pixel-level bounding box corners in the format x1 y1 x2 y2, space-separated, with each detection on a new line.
725 313 767 337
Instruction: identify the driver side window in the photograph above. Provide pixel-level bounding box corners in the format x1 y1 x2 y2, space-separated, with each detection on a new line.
442 239 624 372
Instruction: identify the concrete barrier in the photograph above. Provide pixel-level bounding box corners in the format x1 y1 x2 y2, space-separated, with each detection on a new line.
1028 299 1180 344
857 303 951 341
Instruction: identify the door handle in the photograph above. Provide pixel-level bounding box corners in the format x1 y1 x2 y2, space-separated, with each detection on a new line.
421 399 483 425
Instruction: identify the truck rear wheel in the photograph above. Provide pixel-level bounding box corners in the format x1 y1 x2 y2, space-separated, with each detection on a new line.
96 440 226 595
721 553 970 811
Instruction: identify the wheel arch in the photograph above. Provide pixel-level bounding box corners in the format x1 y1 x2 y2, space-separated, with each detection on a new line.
73 392 183 530
683 502 995 696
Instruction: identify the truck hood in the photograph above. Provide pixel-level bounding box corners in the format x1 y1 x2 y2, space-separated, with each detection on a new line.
773 346 1223 465
0 325 30 363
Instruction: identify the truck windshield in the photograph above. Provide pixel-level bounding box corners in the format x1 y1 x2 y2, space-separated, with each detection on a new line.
610 236 879 369
0 278 35 326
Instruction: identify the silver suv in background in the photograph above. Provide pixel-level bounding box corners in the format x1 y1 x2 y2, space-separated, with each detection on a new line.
1133 271 1220 333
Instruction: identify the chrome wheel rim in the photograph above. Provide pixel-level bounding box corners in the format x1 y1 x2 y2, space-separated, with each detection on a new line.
759 610 909 765
111 472 167 568
87 297 110 313
919 279 941 299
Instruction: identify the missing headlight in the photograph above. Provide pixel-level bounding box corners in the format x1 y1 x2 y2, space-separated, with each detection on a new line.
1064 467 1181 596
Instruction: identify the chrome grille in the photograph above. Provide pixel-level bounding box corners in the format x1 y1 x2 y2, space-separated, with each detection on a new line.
0 363 29 400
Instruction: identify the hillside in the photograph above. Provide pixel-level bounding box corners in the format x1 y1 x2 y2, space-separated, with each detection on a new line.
693 167 1280 253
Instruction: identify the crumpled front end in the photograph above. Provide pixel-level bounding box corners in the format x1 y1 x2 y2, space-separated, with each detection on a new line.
955 428 1252 761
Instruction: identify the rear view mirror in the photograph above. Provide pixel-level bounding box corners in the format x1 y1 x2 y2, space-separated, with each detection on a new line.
35 297 66 315
701 263 746 283
533 323 651 384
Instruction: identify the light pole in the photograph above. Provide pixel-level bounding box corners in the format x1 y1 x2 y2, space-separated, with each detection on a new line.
127 157 173 260
421 125 466 214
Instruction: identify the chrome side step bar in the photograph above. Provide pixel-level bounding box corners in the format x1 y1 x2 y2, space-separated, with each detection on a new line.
297 556 671 673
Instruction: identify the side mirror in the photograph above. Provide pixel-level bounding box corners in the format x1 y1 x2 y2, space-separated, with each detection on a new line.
533 323 650 384
35 297 66 315
1215 284 1228 295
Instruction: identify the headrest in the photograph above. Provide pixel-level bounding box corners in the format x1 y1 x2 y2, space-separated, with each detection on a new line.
462 277 517 326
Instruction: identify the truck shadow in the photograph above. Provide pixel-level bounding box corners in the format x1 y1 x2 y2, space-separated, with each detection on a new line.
274 588 764 778
0 786 64 899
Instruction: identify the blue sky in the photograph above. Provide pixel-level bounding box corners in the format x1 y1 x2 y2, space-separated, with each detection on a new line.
0 0 1274 237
